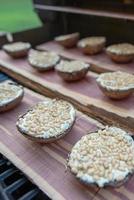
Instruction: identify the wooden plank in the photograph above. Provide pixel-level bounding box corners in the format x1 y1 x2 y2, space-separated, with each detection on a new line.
0 51 134 132
0 88 134 200
0 88 101 200
37 41 134 74
34 4 134 21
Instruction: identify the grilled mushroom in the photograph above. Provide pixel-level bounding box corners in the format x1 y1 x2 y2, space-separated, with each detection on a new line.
28 50 60 71
16 99 76 143
54 32 80 48
78 36 106 55
2 42 31 58
106 43 134 63
0 80 24 112
96 71 134 99
55 60 90 82
68 126 134 188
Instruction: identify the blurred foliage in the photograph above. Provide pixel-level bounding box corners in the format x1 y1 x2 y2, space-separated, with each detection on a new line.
0 0 41 32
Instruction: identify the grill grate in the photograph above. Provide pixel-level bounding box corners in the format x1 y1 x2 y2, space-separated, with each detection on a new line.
0 154 50 200
0 73 51 200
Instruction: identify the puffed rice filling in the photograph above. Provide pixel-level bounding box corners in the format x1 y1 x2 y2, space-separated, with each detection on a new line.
0 81 23 106
17 99 76 139
68 126 134 187
28 50 60 68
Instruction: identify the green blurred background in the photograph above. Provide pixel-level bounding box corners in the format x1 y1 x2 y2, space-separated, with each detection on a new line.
0 0 41 32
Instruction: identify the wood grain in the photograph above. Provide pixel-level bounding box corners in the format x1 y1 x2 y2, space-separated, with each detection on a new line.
0 88 134 200
94 177 134 200
0 51 134 132
0 88 101 200
37 41 134 74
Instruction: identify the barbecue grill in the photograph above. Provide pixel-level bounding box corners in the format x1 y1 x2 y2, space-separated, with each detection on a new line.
0 74 50 200
0 1 134 200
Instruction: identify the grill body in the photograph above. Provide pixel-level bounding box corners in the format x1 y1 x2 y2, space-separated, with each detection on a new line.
0 0 134 47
